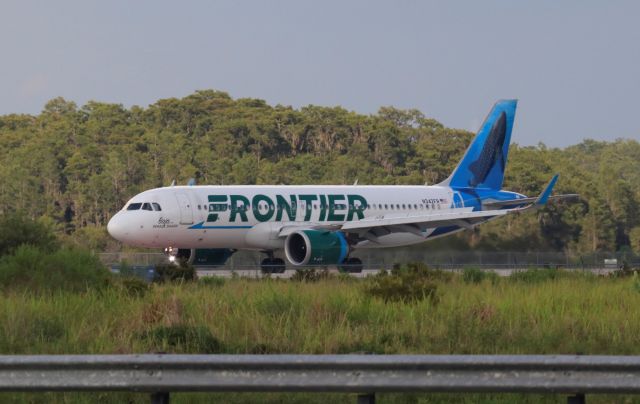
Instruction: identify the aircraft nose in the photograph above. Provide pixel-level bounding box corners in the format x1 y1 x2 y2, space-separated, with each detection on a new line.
107 213 127 241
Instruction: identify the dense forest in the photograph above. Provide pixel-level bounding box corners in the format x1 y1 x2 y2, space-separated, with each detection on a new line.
0 90 638 253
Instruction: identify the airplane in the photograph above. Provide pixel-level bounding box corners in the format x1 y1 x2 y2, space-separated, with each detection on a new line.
107 99 577 273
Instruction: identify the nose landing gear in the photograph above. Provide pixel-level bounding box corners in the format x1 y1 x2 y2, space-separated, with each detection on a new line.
164 247 179 264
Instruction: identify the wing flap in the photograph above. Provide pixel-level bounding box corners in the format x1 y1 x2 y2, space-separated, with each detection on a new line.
340 209 508 232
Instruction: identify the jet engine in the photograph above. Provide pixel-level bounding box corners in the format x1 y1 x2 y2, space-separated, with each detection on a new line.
284 230 349 266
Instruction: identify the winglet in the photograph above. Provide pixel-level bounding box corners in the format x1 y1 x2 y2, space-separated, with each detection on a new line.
535 174 559 205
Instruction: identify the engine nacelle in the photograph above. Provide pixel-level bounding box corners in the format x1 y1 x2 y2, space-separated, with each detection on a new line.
284 230 348 266
175 248 235 267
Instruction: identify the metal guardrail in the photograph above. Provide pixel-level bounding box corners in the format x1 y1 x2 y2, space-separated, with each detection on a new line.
98 251 640 272
1 354 640 403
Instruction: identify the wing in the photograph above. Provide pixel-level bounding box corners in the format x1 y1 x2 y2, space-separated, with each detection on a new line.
276 208 508 244
277 174 576 243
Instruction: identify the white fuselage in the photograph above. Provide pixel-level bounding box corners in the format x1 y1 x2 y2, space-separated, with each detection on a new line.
107 185 470 251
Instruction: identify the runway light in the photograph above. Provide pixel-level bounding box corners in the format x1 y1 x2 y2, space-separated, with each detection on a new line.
168 255 176 263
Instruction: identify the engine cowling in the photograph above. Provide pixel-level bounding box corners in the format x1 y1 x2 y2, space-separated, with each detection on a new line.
175 249 235 267
284 230 349 266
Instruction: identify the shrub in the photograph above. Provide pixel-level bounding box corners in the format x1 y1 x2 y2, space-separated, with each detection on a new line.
632 273 640 293
391 262 453 282
0 245 110 293
510 267 560 283
199 276 226 287
67 225 116 252
366 262 439 303
0 213 58 256
143 324 224 353
114 276 150 297
154 261 196 283
30 315 66 341
610 264 639 278
462 267 486 284
290 269 333 283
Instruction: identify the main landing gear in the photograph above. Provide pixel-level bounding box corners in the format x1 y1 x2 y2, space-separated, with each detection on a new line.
340 257 363 273
260 252 286 274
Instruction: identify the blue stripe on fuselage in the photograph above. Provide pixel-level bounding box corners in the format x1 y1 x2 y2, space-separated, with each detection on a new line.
188 222 253 229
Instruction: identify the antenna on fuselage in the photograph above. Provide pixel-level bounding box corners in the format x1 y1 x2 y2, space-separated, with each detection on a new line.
353 179 359 186
170 180 176 187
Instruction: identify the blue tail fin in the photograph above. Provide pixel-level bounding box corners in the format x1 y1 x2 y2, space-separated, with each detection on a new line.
442 99 517 190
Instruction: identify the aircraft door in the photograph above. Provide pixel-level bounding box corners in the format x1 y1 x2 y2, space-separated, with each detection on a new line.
175 193 194 225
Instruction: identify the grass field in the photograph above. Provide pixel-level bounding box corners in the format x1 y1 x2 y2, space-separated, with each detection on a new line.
2 267 640 403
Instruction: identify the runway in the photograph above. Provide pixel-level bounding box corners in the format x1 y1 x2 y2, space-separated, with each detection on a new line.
196 267 618 279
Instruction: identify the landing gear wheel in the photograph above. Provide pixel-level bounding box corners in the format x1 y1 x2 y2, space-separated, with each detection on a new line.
261 258 274 274
261 258 286 274
272 258 286 274
340 257 363 273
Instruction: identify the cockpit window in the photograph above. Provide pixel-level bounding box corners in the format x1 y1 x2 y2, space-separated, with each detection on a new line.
152 203 162 211
127 203 142 211
142 203 153 211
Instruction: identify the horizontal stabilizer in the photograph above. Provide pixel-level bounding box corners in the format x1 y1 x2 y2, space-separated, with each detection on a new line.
483 194 580 208
483 174 578 210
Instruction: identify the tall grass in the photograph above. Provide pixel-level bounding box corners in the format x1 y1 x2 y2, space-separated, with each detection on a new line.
0 268 639 402
0 269 636 355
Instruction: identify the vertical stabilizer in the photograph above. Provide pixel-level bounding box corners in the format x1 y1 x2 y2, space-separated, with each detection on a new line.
441 99 517 190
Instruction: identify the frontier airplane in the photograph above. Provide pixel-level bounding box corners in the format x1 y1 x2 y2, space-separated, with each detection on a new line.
107 100 576 272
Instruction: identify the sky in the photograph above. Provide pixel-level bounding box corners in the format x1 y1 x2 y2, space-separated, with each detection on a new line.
1 1 639 147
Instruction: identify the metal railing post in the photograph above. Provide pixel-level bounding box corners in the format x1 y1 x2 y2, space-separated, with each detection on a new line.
567 393 585 404
150 391 170 404
357 393 375 404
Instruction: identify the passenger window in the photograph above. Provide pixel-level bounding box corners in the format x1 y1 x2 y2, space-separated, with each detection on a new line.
142 203 152 211
390 205 394 210
408 204 412 210
210 204 227 212
402 204 406 209
127 203 142 211
414 204 418 209
153 203 162 211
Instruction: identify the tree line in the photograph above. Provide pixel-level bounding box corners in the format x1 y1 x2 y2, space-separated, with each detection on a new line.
0 90 638 253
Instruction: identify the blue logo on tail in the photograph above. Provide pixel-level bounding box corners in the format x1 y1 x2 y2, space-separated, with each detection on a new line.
445 99 517 191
